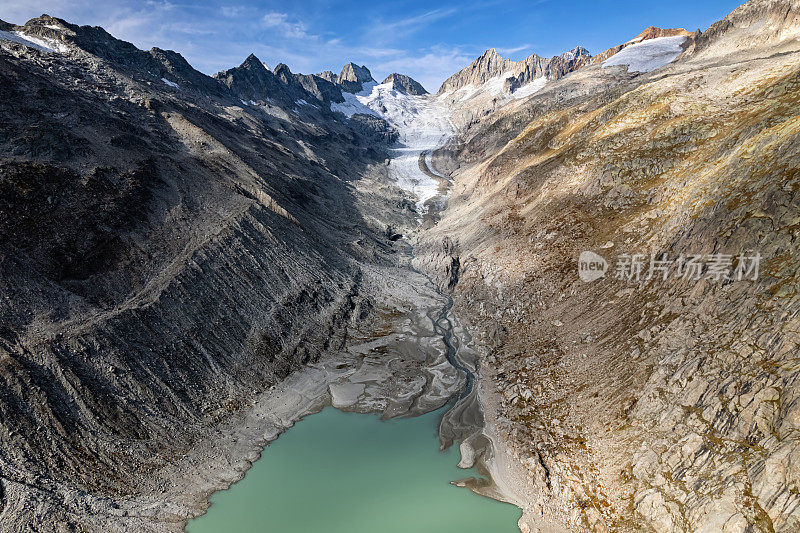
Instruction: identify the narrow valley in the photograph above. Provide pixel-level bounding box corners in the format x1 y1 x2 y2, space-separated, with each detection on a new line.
1 1 800 532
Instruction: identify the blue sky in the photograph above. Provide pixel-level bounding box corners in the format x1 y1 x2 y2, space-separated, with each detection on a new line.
1 0 743 91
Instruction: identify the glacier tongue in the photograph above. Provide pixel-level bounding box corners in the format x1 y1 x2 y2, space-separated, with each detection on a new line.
332 82 454 213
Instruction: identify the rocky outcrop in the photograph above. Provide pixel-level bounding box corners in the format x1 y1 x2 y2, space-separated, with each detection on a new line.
559 46 590 61
381 73 428 95
438 48 515 94
316 70 337 83
295 72 345 103
337 62 374 93
272 62 314 102
214 53 288 103
592 26 694 64
437 47 591 95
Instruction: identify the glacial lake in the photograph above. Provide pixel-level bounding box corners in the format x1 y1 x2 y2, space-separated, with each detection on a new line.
188 407 521 532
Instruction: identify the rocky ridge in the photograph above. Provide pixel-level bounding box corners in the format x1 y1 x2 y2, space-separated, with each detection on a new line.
591 26 695 64
437 46 592 95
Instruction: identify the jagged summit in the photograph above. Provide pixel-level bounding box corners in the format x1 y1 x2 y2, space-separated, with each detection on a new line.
337 62 374 93
437 45 592 95
316 70 337 83
273 62 294 83
214 53 291 103
381 73 428 95
240 53 266 70
560 46 590 61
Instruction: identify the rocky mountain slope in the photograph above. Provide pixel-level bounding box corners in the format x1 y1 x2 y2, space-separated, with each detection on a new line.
0 13 419 532
2 1 800 532
416 0 800 531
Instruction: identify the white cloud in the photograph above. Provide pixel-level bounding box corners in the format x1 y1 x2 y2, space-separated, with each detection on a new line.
262 11 311 39
368 8 457 42
497 43 531 55
220 6 243 18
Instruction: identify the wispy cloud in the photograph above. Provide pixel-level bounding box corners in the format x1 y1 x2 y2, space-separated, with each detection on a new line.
497 43 531 55
261 12 312 40
368 8 457 41
220 5 244 18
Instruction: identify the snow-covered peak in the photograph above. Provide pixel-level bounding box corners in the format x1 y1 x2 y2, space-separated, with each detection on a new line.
560 46 591 61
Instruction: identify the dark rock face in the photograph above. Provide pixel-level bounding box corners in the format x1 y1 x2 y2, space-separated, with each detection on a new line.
215 54 294 104
295 73 345 103
11 15 226 96
381 73 428 95
0 16 399 530
337 62 374 93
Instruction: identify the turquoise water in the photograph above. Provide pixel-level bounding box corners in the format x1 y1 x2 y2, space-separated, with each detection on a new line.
188 407 521 533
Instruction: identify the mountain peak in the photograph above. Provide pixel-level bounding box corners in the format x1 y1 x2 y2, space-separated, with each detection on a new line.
337 62 374 93
437 48 517 94
560 46 591 61
242 53 266 69
382 73 428 95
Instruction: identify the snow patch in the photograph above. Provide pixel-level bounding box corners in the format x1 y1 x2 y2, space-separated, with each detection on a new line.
161 78 179 88
295 99 314 107
483 71 516 97
0 30 65 53
602 36 687 73
513 76 547 99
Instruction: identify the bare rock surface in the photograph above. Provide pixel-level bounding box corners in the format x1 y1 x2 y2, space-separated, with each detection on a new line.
416 1 800 530
382 73 429 95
